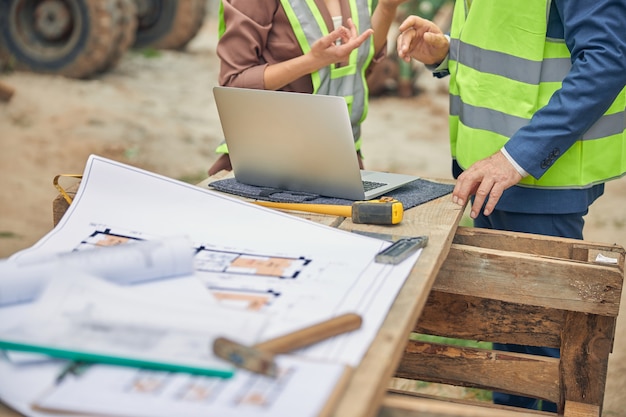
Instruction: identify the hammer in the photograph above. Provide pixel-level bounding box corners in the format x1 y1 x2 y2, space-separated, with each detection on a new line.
212 313 362 377
254 197 403 225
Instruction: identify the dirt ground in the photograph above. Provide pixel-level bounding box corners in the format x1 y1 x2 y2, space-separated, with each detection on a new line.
1 15 625 416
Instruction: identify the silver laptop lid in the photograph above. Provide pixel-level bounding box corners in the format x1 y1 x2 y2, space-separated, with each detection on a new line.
213 86 368 200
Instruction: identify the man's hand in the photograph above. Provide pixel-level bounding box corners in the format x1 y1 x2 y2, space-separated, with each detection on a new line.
396 15 449 65
452 151 523 219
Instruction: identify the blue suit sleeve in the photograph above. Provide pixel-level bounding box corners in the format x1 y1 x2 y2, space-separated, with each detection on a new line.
504 0 626 180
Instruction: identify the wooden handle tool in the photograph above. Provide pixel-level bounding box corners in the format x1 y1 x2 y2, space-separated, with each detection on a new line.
255 197 403 225
213 313 362 377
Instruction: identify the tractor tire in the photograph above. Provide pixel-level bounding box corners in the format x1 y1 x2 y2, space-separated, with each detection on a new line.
0 0 121 78
133 0 206 50
97 0 137 73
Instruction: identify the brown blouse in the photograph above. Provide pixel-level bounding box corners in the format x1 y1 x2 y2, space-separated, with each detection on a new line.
217 0 386 93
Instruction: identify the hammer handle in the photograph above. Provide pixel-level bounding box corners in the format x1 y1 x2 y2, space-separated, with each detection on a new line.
253 313 362 354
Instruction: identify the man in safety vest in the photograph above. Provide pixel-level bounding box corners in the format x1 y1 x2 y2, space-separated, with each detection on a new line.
396 0 626 412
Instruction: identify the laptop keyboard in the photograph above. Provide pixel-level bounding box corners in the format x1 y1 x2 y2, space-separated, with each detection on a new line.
362 180 387 191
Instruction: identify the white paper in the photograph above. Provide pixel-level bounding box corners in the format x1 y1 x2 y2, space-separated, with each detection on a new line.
35 358 347 417
0 272 266 376
8 155 419 366
0 237 195 306
595 253 619 264
0 155 422 417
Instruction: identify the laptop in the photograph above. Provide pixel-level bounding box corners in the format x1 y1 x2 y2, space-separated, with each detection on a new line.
213 86 419 201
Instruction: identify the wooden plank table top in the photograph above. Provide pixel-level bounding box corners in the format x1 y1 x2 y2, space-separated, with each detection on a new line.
0 173 465 417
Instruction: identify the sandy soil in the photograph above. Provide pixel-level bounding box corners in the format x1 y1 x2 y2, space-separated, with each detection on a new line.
1 16 625 415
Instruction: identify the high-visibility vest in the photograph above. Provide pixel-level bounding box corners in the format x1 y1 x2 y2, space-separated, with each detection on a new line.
217 0 374 153
448 0 626 188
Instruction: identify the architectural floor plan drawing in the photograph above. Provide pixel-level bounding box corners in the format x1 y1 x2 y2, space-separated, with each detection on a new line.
194 247 310 279
31 356 346 417
0 155 424 417
78 228 311 281
55 225 341 314
6 155 423 363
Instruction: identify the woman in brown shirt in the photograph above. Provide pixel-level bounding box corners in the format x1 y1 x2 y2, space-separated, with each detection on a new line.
208 0 408 175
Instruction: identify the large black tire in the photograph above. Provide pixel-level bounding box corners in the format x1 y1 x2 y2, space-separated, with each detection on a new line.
132 0 206 50
0 0 120 78
97 0 137 73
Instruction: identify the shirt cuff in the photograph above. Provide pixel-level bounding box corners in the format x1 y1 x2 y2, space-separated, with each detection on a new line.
501 148 529 178
425 35 450 72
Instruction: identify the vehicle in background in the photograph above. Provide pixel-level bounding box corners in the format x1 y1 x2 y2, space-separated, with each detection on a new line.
0 0 207 78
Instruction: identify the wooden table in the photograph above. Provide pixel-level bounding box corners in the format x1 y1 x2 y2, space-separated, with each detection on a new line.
2 174 623 417
195 174 624 417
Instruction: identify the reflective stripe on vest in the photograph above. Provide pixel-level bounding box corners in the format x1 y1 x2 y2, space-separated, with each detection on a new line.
448 0 626 188
280 0 374 144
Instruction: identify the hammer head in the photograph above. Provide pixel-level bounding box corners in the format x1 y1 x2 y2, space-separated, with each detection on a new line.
213 337 278 378
213 313 363 377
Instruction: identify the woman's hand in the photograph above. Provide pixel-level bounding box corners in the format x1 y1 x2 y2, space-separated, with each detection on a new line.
263 19 372 91
309 18 374 67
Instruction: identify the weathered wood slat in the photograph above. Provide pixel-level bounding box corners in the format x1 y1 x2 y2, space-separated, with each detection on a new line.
433 243 623 316
380 394 550 417
563 401 601 417
561 312 616 408
394 341 560 403
453 227 625 266
414 290 565 347
331 191 466 417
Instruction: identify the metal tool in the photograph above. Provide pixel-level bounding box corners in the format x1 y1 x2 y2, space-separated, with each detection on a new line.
254 196 403 225
212 313 362 377
351 230 429 265
375 236 428 265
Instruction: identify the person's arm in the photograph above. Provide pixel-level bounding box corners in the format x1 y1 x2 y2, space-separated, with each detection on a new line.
453 0 626 218
369 0 406 57
219 0 372 91
217 0 276 89
263 19 373 90
504 0 626 179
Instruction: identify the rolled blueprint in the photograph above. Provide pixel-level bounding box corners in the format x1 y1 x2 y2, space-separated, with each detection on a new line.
0 237 195 306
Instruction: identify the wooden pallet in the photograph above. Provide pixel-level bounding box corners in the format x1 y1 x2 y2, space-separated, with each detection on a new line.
383 227 624 417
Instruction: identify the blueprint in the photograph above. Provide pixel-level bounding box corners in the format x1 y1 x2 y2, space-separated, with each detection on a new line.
0 155 423 417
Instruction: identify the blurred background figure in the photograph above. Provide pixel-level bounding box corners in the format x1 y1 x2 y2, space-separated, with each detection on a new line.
367 0 453 98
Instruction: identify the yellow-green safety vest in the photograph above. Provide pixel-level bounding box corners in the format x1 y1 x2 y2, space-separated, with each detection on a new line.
448 0 626 188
